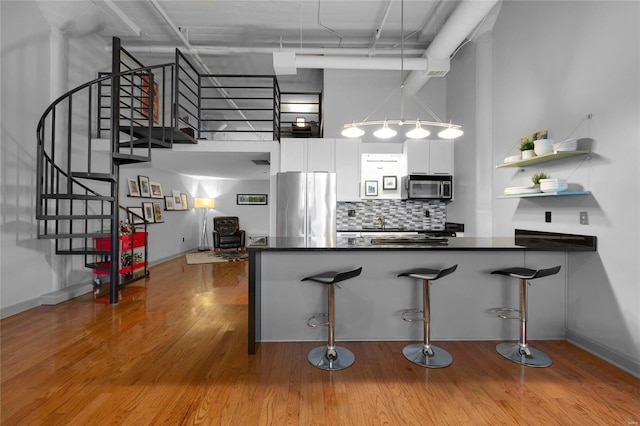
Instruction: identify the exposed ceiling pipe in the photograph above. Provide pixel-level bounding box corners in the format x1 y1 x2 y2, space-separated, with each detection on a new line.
101 0 140 36
404 0 500 94
370 0 395 52
109 45 428 57
294 55 427 71
147 0 263 138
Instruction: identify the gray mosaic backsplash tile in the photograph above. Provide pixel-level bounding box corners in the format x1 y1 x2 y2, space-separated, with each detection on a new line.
337 199 446 231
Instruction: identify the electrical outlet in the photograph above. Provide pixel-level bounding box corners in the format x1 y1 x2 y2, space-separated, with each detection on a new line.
425 210 430 217
182 237 185 242
545 211 552 223
580 211 589 225
348 209 356 217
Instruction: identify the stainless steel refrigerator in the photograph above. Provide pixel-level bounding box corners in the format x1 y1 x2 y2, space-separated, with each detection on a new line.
276 172 337 244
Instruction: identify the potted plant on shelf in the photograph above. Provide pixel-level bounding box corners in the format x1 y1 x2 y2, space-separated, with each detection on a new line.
531 172 549 190
520 136 535 159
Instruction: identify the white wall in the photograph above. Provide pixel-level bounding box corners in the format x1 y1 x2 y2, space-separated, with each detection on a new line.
1 1 55 313
489 1 640 373
119 166 201 262
0 1 111 315
195 179 270 239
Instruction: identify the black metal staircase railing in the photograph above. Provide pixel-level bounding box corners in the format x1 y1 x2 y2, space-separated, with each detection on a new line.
35 36 322 305
36 62 173 303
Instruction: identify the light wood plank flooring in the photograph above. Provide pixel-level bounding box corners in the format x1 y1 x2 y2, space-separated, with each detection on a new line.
2 256 639 425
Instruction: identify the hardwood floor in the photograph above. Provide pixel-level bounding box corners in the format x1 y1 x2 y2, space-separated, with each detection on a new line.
2 256 639 425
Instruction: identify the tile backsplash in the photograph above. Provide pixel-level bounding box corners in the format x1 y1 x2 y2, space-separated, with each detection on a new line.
337 199 446 230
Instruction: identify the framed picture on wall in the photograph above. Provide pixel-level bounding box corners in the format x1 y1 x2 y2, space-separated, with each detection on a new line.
138 176 151 198
180 193 188 210
383 176 397 190
152 202 164 223
237 194 268 205
365 180 378 196
142 202 155 223
127 178 141 197
128 207 145 225
164 196 174 210
150 181 163 198
172 189 182 209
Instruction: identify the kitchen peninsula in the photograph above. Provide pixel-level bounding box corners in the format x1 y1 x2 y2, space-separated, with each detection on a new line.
247 230 596 354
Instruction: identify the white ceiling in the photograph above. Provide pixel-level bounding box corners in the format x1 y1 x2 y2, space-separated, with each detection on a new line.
150 150 271 180
36 0 482 179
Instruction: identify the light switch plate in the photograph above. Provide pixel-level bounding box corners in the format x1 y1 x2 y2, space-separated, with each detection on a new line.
580 211 588 225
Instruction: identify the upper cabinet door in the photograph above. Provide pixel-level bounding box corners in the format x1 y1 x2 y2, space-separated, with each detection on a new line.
335 138 361 202
280 138 306 172
429 140 453 175
404 140 430 174
307 138 335 172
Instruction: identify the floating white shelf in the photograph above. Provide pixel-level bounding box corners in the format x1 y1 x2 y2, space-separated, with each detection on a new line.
496 151 591 168
497 190 591 199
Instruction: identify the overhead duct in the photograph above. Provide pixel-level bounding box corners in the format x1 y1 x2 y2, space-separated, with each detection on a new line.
274 53 429 75
404 0 500 93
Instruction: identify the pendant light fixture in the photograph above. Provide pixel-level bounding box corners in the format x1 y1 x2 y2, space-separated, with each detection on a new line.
341 0 463 141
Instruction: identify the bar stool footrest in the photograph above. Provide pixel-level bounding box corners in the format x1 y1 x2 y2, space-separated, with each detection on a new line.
306 313 329 328
400 309 425 322
489 307 521 320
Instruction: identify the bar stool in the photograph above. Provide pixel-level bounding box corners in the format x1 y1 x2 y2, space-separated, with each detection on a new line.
301 267 363 371
490 265 561 367
397 264 458 368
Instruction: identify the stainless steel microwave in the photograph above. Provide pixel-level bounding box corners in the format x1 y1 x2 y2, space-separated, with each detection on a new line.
401 175 453 200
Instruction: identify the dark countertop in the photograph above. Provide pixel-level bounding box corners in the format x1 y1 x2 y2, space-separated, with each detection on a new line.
247 229 597 252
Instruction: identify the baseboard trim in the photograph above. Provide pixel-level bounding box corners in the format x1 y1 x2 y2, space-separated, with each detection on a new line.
566 329 640 378
40 282 94 305
0 297 41 320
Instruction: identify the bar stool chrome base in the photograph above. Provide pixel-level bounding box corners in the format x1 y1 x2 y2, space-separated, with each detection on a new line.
496 342 553 367
402 343 452 368
308 345 355 371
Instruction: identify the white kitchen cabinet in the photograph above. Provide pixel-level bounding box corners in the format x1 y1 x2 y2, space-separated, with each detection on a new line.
280 138 306 172
403 139 453 175
279 138 335 172
335 138 361 201
429 140 453 175
404 140 430 174
307 138 335 172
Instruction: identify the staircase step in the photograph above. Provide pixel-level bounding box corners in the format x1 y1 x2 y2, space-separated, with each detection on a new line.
39 232 109 240
112 153 151 165
57 248 111 256
39 214 112 220
118 136 172 149
71 172 116 182
119 126 198 144
41 194 115 201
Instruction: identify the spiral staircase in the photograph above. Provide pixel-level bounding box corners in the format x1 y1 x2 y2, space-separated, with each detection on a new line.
35 38 198 304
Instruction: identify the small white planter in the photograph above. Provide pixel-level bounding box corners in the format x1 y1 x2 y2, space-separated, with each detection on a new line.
521 149 536 159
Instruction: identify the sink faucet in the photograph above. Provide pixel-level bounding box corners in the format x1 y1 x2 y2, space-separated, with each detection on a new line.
375 215 386 229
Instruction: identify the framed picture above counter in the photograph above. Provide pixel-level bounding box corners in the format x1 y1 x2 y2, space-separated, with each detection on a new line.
383 176 397 190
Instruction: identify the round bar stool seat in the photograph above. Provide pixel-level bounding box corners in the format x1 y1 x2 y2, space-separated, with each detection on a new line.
301 267 362 371
397 264 457 368
491 265 561 367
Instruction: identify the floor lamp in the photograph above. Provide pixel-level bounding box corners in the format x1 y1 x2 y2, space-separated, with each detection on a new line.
194 198 215 251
